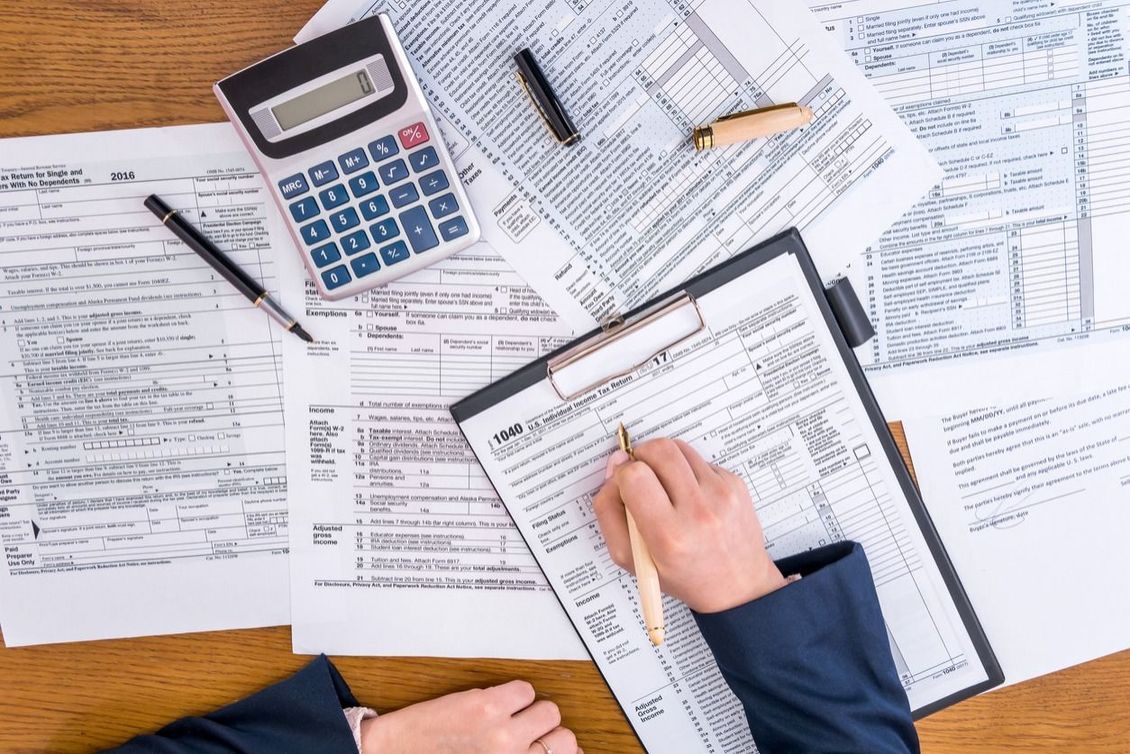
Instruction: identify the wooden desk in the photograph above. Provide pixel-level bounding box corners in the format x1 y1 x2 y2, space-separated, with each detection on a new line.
1 4 1128 751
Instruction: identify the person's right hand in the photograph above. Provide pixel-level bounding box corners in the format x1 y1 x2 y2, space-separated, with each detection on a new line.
359 680 580 754
593 437 787 613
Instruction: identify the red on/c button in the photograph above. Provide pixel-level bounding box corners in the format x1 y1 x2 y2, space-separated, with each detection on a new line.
398 122 430 148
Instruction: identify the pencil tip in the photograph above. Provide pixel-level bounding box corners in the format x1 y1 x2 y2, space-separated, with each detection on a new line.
291 323 314 343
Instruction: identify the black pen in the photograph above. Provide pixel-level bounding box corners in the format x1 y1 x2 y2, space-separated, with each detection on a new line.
514 48 581 146
144 194 313 342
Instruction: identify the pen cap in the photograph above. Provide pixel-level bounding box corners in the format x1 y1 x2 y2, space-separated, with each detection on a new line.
144 194 174 219
514 48 581 145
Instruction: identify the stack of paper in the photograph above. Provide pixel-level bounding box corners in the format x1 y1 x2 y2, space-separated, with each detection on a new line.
3 0 1125 703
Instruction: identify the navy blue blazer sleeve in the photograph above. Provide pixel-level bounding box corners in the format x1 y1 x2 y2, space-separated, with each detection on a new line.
103 655 360 754
694 541 920 754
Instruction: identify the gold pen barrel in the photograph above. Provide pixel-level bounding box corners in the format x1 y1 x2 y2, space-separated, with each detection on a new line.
693 103 813 150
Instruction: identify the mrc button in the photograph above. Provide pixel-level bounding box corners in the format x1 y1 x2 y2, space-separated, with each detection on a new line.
279 173 309 199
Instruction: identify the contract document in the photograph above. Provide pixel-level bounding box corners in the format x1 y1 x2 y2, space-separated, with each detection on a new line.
453 232 1001 750
278 238 585 658
810 0 1130 375
0 124 290 645
299 0 940 329
905 385 1130 683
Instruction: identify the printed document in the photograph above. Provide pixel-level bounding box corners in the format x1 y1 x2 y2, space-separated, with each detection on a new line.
810 0 1130 375
300 0 940 328
278 239 585 658
0 124 290 645
905 386 1130 682
456 250 994 750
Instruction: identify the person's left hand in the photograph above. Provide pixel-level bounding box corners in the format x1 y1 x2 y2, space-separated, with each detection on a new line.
359 679 580 754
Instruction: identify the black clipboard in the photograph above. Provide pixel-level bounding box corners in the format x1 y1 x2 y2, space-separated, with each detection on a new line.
452 228 1003 727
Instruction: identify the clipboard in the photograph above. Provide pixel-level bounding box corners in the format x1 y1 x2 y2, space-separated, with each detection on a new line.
451 228 1003 734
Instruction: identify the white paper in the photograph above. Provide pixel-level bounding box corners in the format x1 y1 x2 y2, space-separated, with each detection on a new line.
808 0 1130 380
904 385 1130 683
457 251 994 750
278 233 586 658
299 0 941 329
0 124 291 645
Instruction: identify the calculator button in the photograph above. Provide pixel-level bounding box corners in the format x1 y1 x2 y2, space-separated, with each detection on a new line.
378 159 410 185
419 170 449 196
370 218 400 243
368 135 400 161
439 216 470 242
319 184 349 210
350 252 381 278
379 240 411 266
398 122 430 148
400 206 439 253
309 161 339 186
360 196 390 220
389 183 419 208
289 196 319 222
279 173 309 199
409 147 439 173
321 265 351 290
348 171 380 198
341 229 371 255
330 207 360 232
428 193 458 219
300 219 330 246
310 242 341 268
338 148 369 174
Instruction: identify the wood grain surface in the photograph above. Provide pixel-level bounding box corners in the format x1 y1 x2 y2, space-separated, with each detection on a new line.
1 3 1128 751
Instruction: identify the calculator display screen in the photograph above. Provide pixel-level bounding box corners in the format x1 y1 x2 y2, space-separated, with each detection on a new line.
272 71 374 131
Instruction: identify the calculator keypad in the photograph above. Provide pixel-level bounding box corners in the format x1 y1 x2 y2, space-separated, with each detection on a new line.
400 206 439 253
309 161 338 186
389 183 418 208
339 148 369 174
349 171 379 198
409 147 438 172
368 135 399 160
419 170 449 196
311 242 341 268
278 120 473 295
351 252 381 278
378 159 409 185
319 185 349 210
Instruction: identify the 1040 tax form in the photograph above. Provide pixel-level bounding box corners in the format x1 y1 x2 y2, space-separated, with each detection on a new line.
0 124 291 645
454 233 1000 750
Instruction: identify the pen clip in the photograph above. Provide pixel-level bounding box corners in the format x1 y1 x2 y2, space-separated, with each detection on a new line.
516 71 568 144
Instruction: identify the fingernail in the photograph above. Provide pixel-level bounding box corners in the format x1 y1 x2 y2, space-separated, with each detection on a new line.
604 449 630 479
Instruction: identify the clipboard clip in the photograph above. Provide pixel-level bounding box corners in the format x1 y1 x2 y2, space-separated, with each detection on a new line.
546 293 706 401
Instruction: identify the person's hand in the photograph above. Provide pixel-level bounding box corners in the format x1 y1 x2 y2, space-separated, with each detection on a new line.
593 437 787 613
359 680 580 754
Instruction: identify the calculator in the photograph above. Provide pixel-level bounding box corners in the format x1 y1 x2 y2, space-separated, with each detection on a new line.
214 14 480 300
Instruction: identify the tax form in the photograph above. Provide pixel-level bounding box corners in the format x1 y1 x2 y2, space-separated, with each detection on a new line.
299 0 941 329
905 385 1130 682
454 236 999 750
810 0 1130 376
0 124 290 645
278 238 585 658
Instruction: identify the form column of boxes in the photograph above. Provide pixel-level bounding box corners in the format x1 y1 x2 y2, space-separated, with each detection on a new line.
84 435 231 463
